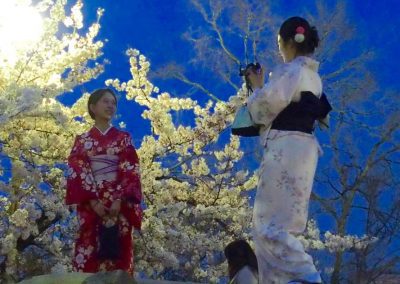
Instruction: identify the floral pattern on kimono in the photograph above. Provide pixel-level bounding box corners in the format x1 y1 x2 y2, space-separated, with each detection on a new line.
66 126 142 275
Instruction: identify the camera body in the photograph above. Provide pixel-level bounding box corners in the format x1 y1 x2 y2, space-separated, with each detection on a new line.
239 62 262 92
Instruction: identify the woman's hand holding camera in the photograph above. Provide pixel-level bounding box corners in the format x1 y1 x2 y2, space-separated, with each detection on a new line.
246 65 265 90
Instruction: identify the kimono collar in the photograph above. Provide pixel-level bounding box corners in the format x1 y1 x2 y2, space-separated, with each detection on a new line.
93 125 114 136
291 56 319 72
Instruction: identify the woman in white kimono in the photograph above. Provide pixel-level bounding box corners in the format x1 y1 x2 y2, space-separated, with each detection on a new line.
246 17 332 283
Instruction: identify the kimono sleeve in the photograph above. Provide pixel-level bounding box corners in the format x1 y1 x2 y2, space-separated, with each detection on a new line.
65 136 97 205
247 64 302 127
116 133 142 204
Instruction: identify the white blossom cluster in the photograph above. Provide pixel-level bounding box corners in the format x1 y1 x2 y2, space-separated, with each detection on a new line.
0 0 104 126
106 50 257 281
0 0 102 281
298 219 378 252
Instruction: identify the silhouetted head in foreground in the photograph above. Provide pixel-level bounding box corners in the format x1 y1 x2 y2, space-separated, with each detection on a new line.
224 239 258 280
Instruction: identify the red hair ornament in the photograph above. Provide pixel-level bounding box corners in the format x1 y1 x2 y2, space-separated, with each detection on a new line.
294 26 305 43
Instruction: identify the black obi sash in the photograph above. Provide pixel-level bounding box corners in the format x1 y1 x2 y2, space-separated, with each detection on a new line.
271 91 332 134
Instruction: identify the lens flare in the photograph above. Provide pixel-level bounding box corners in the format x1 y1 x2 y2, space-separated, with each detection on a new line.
0 1 44 65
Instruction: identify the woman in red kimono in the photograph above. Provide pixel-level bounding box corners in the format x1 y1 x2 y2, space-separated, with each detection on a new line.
66 88 142 275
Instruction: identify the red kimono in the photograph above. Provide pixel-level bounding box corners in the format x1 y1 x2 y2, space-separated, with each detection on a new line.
66 126 142 275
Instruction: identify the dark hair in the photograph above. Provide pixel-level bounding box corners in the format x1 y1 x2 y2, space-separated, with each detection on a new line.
87 88 117 119
224 240 258 280
279 16 319 55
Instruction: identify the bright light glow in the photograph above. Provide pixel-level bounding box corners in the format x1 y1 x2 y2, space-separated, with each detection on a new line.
0 1 44 65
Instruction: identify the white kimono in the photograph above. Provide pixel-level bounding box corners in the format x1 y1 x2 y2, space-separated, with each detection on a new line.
247 56 323 284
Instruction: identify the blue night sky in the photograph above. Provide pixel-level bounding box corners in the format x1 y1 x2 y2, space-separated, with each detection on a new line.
81 0 400 85
58 0 400 238
62 0 400 138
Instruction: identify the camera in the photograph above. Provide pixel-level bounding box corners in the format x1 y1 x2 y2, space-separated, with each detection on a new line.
239 62 262 92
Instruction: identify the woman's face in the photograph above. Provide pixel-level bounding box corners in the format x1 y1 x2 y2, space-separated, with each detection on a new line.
90 92 117 122
278 34 296 62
